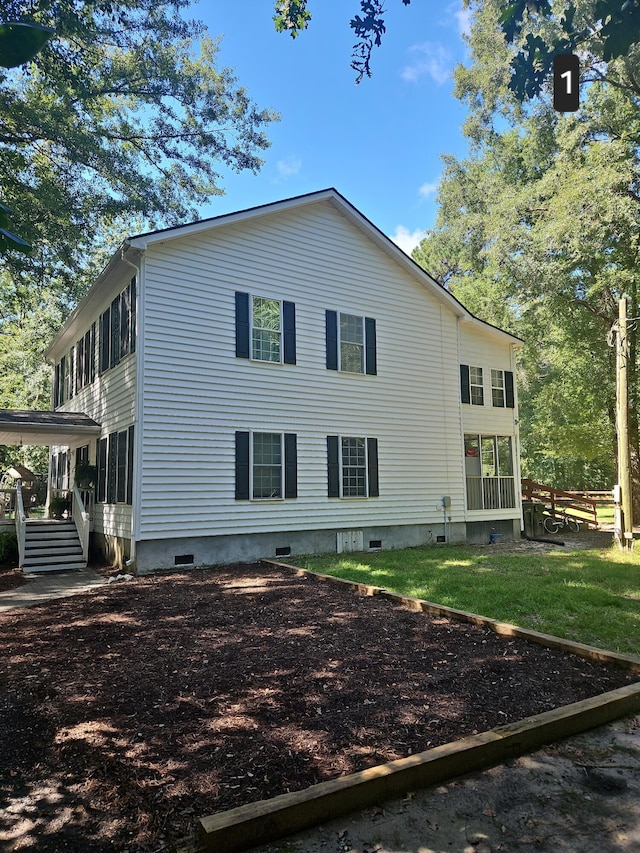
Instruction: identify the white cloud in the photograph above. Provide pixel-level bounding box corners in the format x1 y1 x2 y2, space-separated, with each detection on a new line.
454 4 472 38
391 226 425 256
401 42 452 85
419 181 438 198
276 156 302 179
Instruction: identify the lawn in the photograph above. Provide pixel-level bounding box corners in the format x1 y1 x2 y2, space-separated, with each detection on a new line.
300 543 640 656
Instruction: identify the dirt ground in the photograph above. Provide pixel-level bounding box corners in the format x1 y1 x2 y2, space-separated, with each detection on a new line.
0 558 638 852
258 711 640 853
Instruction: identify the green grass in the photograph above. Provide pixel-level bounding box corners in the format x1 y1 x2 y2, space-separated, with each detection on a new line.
301 544 640 656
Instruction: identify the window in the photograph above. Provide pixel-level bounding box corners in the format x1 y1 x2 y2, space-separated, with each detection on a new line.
99 277 136 374
491 369 504 407
100 427 134 505
490 369 515 408
326 311 377 374
461 364 485 405
235 431 297 500
327 435 379 498
464 434 515 510
470 367 484 405
252 296 282 362
235 292 296 365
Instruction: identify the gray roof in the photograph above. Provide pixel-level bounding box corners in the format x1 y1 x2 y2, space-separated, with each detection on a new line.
0 410 101 446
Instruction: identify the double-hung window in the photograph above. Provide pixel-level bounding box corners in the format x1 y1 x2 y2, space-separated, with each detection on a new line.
235 431 297 500
235 292 296 364
327 435 379 498
491 369 505 407
325 310 377 374
252 296 282 362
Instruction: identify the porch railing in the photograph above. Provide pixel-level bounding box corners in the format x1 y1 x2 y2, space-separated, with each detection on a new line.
15 480 26 568
71 485 90 564
466 476 516 511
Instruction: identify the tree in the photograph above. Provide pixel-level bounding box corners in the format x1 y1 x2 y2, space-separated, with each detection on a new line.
412 0 640 495
274 0 640 92
1 1 276 299
0 0 277 436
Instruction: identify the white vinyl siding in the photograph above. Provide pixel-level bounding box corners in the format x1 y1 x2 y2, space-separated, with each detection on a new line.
137 200 487 539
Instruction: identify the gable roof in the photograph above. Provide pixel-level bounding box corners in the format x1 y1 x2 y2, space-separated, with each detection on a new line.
47 189 522 359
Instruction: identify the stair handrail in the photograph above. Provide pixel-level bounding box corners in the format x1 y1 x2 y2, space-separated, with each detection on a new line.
72 484 90 565
521 478 598 527
15 479 26 568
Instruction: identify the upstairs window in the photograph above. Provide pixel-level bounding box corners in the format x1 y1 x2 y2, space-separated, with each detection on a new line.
252 297 282 362
99 277 137 375
325 310 377 374
491 369 515 408
235 292 296 364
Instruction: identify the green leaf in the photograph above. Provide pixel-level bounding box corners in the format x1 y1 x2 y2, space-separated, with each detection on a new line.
0 22 54 69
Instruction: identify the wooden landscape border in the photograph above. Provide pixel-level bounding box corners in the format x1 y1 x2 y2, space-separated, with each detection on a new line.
197 560 640 853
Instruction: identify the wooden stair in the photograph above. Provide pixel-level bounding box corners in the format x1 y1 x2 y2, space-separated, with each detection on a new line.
22 519 86 572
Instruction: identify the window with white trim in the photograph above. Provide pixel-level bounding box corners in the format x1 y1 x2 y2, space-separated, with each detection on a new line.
252 296 282 362
252 432 283 498
327 435 379 498
341 436 367 497
339 313 365 373
491 369 505 407
470 366 484 405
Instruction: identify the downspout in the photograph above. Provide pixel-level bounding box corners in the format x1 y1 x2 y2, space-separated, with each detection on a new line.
511 342 525 540
120 244 144 569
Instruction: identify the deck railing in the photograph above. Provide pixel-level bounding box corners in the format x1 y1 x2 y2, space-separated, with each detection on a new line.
466 476 516 511
15 480 26 568
521 478 598 528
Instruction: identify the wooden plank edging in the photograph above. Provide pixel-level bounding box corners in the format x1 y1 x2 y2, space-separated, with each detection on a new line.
199 682 640 853
197 560 640 853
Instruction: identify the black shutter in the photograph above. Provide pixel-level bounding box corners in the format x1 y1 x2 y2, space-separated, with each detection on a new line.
235 292 250 359
367 438 379 497
126 425 134 505
110 295 121 369
90 323 96 383
505 370 515 408
120 283 131 358
283 301 296 365
107 432 117 503
365 318 377 375
327 435 340 497
68 348 75 399
53 362 60 408
100 309 110 374
130 277 137 354
235 431 250 500
97 438 107 502
325 310 338 370
83 329 91 386
284 433 297 498
460 364 470 404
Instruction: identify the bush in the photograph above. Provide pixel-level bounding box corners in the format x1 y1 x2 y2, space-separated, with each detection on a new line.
0 530 18 565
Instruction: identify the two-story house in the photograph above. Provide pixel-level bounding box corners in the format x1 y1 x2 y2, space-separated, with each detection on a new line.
3 189 523 573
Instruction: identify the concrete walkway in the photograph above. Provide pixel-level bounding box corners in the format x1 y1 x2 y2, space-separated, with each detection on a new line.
0 566 107 613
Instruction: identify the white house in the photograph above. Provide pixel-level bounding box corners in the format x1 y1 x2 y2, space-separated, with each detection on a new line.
1 189 523 573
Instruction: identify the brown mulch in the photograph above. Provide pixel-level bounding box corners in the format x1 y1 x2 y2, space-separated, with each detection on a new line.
0 564 24 593
0 562 637 853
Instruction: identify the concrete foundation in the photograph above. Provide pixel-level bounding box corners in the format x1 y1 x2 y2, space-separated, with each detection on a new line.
132 521 481 575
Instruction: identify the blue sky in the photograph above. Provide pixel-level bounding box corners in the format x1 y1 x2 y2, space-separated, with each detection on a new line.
195 1 473 255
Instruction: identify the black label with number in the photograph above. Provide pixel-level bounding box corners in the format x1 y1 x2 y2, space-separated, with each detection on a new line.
553 54 580 112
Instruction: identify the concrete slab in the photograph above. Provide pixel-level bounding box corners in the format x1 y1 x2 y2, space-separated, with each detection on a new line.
0 567 107 613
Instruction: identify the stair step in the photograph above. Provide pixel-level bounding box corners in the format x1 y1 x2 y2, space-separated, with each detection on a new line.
24 562 87 573
24 552 85 566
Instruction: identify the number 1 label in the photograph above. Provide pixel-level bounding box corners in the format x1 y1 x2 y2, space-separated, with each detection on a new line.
554 54 579 112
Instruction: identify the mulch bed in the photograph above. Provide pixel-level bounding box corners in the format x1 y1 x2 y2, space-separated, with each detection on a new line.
0 561 637 852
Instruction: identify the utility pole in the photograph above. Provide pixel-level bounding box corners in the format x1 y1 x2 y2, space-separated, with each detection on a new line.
616 295 634 549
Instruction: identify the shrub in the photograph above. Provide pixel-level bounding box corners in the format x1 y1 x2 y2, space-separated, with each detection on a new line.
0 530 18 565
